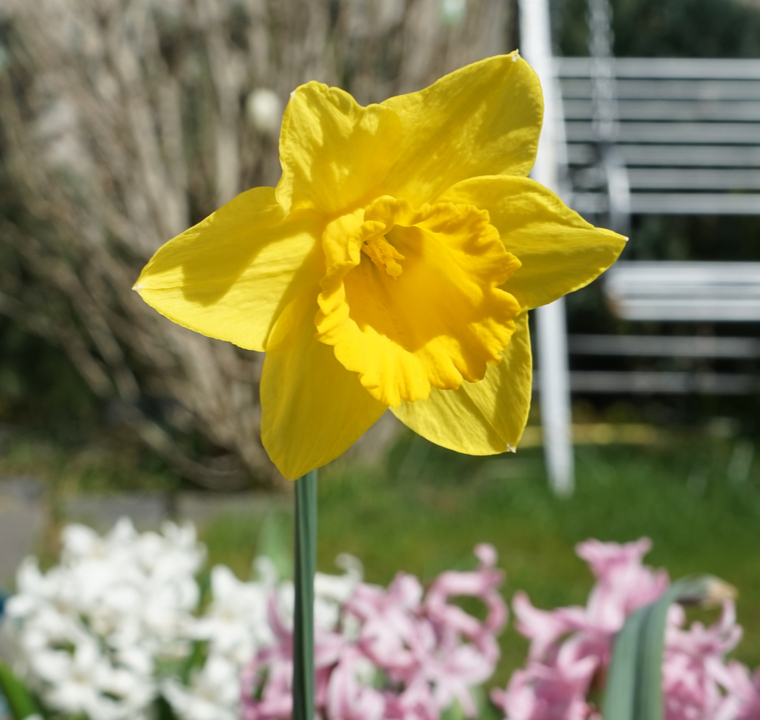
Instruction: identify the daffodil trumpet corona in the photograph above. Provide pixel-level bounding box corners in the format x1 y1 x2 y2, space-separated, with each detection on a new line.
134 52 626 480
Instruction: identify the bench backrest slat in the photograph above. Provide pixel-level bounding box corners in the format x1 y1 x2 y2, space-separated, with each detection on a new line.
564 99 760 122
557 56 760 214
569 334 760 358
574 192 760 215
557 56 760 79
625 168 760 190
568 144 760 167
566 122 760 145
561 78 760 101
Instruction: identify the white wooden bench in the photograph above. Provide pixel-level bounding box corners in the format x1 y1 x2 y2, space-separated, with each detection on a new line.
558 57 760 217
520 0 760 494
557 56 760 396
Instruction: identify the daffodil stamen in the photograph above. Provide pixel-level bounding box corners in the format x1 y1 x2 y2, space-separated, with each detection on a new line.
361 234 405 278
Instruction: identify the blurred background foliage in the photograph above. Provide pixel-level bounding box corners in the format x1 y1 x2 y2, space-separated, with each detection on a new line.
558 0 760 58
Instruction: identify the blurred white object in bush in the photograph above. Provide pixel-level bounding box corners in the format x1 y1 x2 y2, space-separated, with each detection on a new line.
246 90 283 136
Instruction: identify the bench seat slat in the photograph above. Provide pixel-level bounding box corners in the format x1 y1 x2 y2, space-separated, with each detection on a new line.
604 262 760 319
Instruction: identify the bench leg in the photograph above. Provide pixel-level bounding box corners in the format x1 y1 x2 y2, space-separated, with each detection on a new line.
537 299 575 495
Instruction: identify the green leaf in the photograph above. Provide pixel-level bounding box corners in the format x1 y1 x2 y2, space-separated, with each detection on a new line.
178 639 208 685
155 694 179 720
0 661 43 719
440 699 468 720
602 575 736 720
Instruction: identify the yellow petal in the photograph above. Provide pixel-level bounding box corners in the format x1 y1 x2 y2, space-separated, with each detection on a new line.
379 53 543 207
260 287 387 480
276 82 403 216
134 187 322 352
315 197 522 407
391 313 532 454
440 175 627 310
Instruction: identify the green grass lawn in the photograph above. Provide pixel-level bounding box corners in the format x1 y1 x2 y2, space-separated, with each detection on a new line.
203 430 760 688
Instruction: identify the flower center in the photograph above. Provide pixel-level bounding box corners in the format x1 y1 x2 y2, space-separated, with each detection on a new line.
316 196 523 407
361 234 404 278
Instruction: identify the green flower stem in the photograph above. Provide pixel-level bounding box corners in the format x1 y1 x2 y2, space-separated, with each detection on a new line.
0 661 41 719
293 470 317 720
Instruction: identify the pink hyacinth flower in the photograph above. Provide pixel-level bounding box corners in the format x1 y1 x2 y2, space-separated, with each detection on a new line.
242 545 507 720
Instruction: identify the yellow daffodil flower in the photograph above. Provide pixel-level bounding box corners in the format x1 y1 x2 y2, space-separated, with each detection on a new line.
134 53 626 480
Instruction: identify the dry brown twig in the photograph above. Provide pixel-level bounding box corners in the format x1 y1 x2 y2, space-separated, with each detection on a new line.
0 0 513 488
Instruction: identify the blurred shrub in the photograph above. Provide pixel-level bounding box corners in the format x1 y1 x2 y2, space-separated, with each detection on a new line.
556 0 760 58
0 0 515 487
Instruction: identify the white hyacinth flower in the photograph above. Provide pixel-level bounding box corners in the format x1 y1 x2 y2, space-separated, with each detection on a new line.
192 565 273 665
1 519 204 720
0 517 367 720
162 654 240 720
